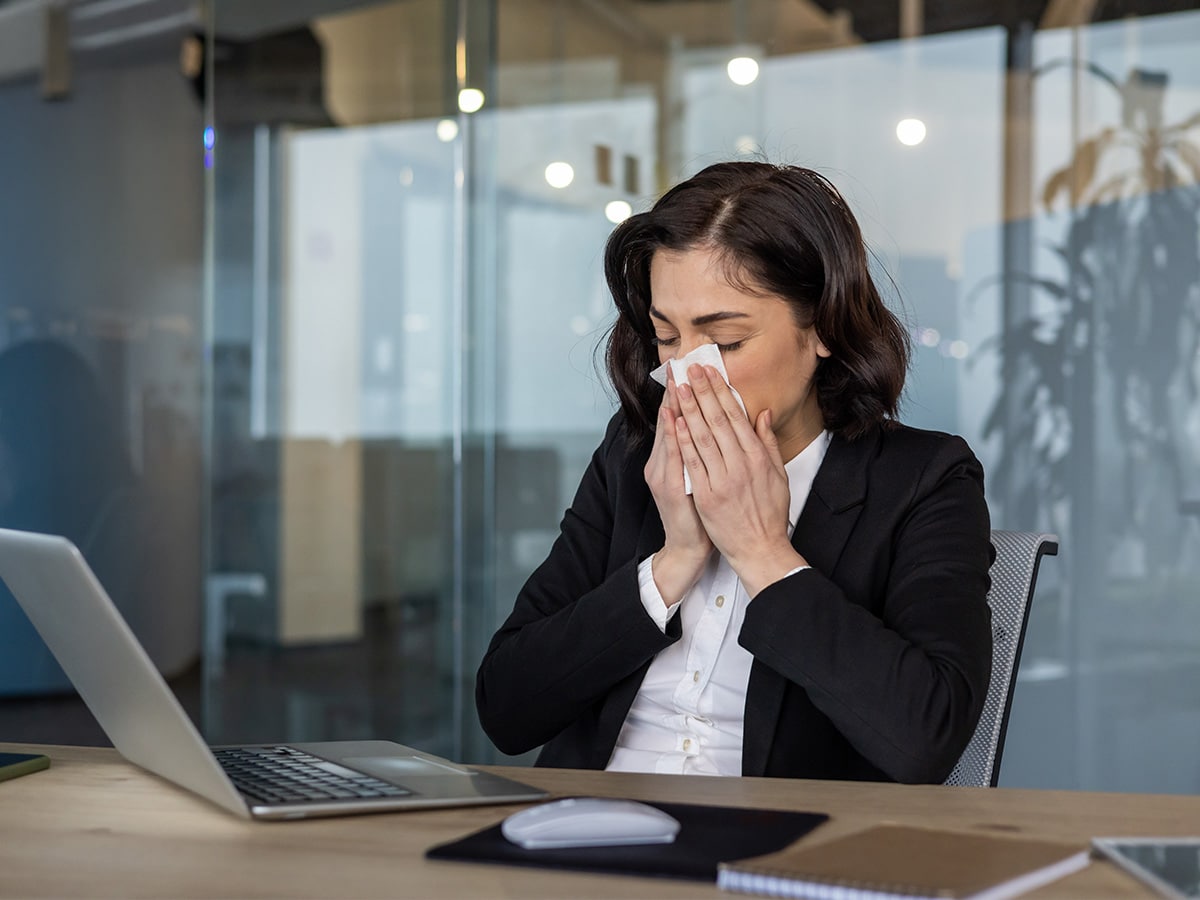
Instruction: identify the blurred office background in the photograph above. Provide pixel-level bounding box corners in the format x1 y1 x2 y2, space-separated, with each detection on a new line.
1 0 1199 794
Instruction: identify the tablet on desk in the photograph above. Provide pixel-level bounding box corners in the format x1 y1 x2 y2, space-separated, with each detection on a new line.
1092 837 1200 899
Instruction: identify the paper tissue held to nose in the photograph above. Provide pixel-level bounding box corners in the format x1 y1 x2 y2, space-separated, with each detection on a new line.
649 343 748 495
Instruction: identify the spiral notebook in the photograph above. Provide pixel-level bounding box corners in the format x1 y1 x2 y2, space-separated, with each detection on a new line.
716 824 1089 900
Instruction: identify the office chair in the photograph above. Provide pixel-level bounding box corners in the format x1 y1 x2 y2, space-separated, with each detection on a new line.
943 530 1059 788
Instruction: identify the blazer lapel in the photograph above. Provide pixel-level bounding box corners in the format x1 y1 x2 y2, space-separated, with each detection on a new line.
591 501 675 767
741 427 878 776
790 428 877 571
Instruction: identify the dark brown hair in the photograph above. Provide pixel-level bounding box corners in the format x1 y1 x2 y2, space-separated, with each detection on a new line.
604 161 910 444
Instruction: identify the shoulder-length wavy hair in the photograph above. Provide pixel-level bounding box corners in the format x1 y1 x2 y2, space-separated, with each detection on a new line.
604 161 910 445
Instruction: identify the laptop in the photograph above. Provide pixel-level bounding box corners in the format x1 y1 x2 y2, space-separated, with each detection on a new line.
0 527 547 820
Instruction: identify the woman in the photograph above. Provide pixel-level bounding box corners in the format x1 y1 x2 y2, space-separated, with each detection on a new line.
475 162 992 784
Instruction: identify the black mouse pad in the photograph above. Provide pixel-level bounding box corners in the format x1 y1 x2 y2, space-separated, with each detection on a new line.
425 798 828 882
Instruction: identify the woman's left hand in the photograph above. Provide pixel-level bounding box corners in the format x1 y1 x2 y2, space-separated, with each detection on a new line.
673 364 808 596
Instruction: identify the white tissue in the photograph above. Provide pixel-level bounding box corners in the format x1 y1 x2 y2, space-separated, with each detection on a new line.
649 343 748 494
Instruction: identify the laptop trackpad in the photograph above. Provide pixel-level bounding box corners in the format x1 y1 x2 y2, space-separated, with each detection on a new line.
343 756 469 781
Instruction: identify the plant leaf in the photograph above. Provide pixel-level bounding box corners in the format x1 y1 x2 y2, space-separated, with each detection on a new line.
1072 130 1118 201
1171 140 1200 184
1089 172 1132 205
1042 166 1071 210
1167 110 1200 133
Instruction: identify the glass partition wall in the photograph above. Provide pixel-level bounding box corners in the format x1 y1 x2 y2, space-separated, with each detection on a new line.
198 0 1200 790
0 4 206 743
204 0 465 755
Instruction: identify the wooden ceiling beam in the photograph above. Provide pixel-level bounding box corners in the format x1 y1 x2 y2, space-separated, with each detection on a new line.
1040 0 1099 30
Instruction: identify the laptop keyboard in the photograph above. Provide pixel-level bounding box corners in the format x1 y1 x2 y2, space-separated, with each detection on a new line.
215 746 413 805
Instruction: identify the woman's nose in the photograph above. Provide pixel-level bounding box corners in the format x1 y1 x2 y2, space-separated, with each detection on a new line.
675 336 708 358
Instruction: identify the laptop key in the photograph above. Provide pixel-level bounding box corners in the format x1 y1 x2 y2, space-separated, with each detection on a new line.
310 760 372 780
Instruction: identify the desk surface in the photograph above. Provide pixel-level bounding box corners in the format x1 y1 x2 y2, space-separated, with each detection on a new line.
0 742 1194 898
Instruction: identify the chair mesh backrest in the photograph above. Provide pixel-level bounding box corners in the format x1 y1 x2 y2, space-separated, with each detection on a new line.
943 530 1058 788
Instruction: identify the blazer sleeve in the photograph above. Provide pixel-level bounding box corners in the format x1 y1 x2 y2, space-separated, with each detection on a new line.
475 417 677 756
738 435 993 784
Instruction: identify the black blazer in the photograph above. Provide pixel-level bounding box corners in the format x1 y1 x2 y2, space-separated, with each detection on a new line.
476 414 993 784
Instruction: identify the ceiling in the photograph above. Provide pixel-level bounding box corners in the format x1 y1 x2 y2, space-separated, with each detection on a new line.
856 0 1198 41
629 0 1200 44
4 0 1199 106
2 0 1197 58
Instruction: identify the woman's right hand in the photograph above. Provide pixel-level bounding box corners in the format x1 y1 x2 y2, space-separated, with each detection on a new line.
643 369 713 605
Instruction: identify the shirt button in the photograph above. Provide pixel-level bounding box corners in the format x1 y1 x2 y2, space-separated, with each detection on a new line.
715 595 725 608
682 739 692 751
692 670 700 683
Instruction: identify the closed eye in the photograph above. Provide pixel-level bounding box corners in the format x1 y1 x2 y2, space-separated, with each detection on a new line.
652 337 743 351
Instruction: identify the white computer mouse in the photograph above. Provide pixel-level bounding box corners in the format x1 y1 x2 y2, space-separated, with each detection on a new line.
500 797 681 849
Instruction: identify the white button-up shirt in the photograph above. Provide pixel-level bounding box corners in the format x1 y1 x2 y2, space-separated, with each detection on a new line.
606 431 831 776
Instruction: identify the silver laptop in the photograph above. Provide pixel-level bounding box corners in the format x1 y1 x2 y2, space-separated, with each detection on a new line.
0 527 546 820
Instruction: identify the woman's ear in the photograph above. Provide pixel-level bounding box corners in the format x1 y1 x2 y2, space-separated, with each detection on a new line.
800 326 831 359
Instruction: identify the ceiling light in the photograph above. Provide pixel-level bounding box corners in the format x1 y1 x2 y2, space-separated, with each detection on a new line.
727 56 759 86
734 135 758 155
605 200 632 224
545 161 575 189
896 118 927 146
458 88 485 114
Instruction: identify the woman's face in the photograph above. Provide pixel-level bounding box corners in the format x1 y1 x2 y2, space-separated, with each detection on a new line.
648 245 830 461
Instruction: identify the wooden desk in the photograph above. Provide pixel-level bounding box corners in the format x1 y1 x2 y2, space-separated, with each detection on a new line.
0 742 1192 898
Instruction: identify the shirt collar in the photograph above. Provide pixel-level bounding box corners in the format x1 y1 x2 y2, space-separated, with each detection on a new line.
784 430 832 534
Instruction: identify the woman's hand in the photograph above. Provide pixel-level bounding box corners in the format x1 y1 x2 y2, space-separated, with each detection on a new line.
674 364 807 596
643 368 712 605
